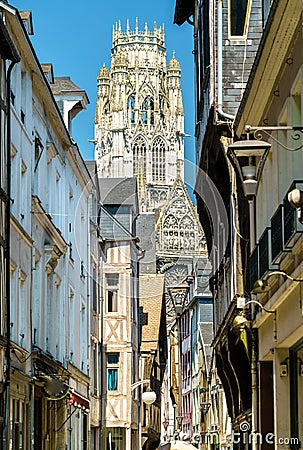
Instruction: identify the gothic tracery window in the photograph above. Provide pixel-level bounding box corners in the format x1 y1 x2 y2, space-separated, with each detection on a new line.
141 95 154 125
132 136 147 177
152 136 165 183
128 96 135 125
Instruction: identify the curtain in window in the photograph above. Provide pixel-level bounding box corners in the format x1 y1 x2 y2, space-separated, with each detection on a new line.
108 369 118 390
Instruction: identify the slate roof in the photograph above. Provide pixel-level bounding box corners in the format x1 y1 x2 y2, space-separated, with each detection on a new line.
199 322 214 373
51 76 86 96
99 205 134 240
99 178 138 206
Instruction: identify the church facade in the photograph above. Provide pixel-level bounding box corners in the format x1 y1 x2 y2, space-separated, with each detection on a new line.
95 19 185 212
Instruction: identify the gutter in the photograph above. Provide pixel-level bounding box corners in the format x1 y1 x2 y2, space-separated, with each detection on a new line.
3 54 20 450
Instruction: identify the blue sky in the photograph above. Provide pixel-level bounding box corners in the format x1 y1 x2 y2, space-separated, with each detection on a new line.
12 0 196 195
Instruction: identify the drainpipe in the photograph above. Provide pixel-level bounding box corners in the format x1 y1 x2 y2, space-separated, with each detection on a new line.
217 0 235 122
2 57 18 450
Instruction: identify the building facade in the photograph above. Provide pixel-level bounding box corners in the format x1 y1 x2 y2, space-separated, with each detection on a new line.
0 7 20 448
233 1 303 447
99 178 141 450
173 0 266 438
175 0 303 448
0 4 100 449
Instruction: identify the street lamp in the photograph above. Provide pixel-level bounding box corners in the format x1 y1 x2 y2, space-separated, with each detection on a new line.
168 282 189 441
227 138 271 251
200 402 211 416
130 379 157 405
251 269 303 294
167 282 190 316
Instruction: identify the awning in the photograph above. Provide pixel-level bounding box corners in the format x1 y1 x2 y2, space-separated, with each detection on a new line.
157 441 198 450
68 392 89 413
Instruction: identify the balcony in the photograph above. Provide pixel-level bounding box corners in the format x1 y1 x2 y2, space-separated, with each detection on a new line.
249 181 303 288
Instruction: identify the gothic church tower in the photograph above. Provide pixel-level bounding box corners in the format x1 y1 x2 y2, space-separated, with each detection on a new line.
95 19 185 211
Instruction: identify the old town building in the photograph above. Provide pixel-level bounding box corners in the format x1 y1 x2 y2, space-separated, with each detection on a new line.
174 0 265 440
0 3 100 448
233 0 303 446
175 0 303 448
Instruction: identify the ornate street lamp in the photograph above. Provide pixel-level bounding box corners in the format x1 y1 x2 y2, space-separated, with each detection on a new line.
176 415 183 430
227 138 271 251
168 282 189 440
167 282 190 316
227 138 271 198
200 401 211 416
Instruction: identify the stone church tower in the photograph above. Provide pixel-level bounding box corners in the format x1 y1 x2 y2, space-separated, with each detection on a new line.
95 19 185 211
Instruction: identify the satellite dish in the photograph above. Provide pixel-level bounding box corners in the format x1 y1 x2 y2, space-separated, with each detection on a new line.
42 376 70 400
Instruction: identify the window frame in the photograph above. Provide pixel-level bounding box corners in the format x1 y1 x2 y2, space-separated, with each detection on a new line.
228 0 251 39
107 353 120 391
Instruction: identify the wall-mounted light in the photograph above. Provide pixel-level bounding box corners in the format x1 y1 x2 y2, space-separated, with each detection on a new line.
245 125 303 152
279 357 289 377
167 283 190 316
288 188 303 223
227 138 271 198
251 270 303 294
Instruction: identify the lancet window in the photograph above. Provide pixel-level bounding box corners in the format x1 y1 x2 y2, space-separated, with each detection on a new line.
142 95 154 125
132 136 147 177
152 137 165 182
128 96 135 125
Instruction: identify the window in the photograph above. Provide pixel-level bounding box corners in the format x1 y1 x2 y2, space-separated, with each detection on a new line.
128 96 135 124
93 345 98 395
141 95 154 125
152 136 166 182
107 353 119 391
229 0 251 37
106 274 119 313
92 265 98 313
132 136 147 177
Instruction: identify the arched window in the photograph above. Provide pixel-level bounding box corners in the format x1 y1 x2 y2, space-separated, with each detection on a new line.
132 136 147 176
142 95 154 125
128 96 135 124
152 137 166 182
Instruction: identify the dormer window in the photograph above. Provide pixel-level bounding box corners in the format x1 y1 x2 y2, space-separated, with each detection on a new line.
229 0 251 38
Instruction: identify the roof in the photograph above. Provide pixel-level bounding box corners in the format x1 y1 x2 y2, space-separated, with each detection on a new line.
98 65 110 78
167 57 181 71
140 274 165 352
41 64 54 84
19 10 33 35
99 178 138 208
173 0 195 26
0 16 20 62
51 76 87 96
